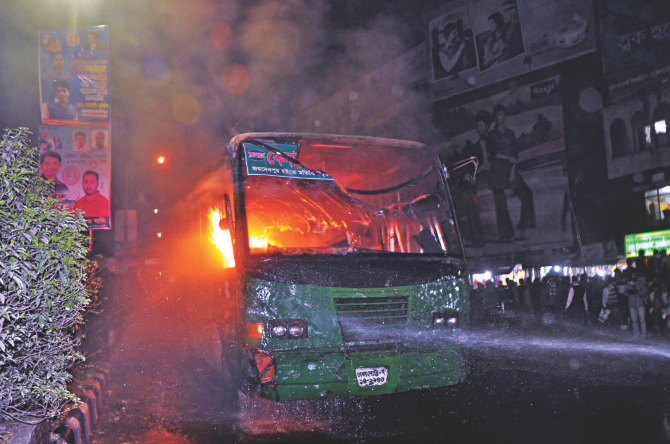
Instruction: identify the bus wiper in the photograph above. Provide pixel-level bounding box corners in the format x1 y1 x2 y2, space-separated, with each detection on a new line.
247 139 330 178
344 165 435 196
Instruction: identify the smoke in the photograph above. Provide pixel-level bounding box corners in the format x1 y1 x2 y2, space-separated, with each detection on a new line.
0 0 431 209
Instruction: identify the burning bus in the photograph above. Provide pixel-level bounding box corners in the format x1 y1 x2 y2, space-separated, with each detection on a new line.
206 132 470 402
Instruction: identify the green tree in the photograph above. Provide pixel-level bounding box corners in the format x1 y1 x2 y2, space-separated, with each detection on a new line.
0 128 90 421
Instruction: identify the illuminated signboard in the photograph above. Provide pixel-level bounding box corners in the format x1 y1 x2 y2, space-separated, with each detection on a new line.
243 142 333 180
624 229 670 256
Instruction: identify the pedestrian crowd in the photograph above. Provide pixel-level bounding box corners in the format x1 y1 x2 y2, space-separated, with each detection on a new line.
471 249 670 338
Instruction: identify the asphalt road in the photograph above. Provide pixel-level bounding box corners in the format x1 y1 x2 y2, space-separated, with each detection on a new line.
84 270 670 444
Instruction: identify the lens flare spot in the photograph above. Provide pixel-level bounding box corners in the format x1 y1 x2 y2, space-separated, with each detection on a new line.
127 34 140 48
222 64 251 95
172 94 202 125
143 55 170 85
209 22 233 50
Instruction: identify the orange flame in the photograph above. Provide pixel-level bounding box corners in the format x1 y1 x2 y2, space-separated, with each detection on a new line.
249 235 269 250
209 209 235 268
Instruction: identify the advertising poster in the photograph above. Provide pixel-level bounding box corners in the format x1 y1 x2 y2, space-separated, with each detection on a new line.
426 0 595 101
435 77 571 257
38 126 112 229
38 26 110 126
597 0 670 94
428 5 478 82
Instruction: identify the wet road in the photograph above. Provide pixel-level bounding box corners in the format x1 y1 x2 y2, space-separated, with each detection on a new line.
84 267 670 444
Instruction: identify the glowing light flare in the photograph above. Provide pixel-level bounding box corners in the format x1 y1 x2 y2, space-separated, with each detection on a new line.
157 156 165 164
172 93 202 125
157 232 162 238
222 64 250 95
209 22 233 50
209 209 235 268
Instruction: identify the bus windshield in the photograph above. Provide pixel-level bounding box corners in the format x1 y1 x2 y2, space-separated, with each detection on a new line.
242 137 462 257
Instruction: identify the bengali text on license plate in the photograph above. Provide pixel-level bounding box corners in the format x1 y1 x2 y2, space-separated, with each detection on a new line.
355 367 388 387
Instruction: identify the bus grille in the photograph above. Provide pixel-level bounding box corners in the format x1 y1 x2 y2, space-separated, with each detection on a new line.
334 296 408 344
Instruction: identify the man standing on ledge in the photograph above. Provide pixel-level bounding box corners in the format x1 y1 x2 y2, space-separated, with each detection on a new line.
73 170 109 218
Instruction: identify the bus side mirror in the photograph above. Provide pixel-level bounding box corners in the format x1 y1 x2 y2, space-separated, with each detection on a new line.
219 217 230 231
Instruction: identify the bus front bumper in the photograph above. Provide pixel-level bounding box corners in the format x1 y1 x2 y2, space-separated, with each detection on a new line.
251 346 468 401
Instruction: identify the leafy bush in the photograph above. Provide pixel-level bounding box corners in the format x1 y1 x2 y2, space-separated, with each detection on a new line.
0 128 90 421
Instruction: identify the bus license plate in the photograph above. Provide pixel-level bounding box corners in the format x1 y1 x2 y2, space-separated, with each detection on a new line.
355 367 388 387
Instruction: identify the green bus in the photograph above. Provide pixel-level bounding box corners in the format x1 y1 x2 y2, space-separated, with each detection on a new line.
208 132 470 402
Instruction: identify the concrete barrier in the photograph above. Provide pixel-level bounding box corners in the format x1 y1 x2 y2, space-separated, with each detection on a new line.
45 359 111 444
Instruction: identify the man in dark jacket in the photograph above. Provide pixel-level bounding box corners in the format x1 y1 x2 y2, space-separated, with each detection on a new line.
565 275 588 324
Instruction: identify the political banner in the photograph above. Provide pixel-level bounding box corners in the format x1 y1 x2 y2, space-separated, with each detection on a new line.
38 126 112 230
433 77 571 257
426 0 595 101
39 26 110 126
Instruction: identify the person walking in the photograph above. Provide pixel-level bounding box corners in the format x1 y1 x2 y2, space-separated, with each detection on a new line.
625 272 648 337
649 281 667 336
541 275 560 324
565 276 588 324
600 279 619 326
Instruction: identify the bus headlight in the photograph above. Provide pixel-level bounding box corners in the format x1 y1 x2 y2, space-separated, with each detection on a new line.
433 311 459 329
288 323 304 337
267 319 308 339
271 324 287 337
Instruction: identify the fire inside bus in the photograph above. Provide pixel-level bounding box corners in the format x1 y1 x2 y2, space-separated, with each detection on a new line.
207 133 470 402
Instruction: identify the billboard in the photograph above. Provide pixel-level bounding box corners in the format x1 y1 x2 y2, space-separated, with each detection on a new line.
434 77 571 258
625 230 670 257
597 0 670 94
38 126 112 230
426 0 596 101
38 26 110 126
